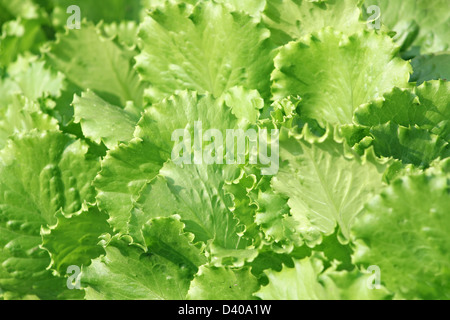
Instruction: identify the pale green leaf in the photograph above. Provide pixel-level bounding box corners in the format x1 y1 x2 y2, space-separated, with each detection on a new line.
0 19 47 67
353 172 450 299
96 90 259 234
0 95 59 149
41 205 112 274
263 0 364 46
364 0 450 54
271 132 386 241
73 90 139 148
411 52 450 85
45 23 143 107
82 218 206 300
0 131 99 299
272 28 411 126
187 265 259 300
130 162 249 256
135 1 274 102
255 257 391 300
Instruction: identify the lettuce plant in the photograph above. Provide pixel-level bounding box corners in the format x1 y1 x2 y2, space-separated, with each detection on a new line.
0 0 448 300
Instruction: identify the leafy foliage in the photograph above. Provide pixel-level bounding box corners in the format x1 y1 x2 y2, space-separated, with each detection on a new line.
0 0 448 300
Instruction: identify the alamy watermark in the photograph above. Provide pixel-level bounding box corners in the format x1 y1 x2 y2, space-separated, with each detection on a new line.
67 5 81 29
366 265 382 289
366 5 381 30
67 265 81 290
171 121 279 175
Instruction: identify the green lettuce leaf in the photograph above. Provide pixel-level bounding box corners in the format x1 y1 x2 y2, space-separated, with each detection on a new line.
95 90 260 234
255 257 391 299
271 130 386 242
51 0 142 25
0 130 99 299
369 123 449 167
130 162 253 264
187 265 259 300
4 55 65 100
142 0 266 17
0 95 58 149
135 1 274 102
356 81 450 137
223 171 261 244
263 0 364 46
252 176 303 249
0 0 40 24
355 81 450 166
73 90 139 149
0 18 47 67
353 172 450 299
364 0 450 55
272 28 411 126
102 21 140 50
41 205 112 274
215 0 266 16
82 217 206 300
45 23 144 107
411 52 450 85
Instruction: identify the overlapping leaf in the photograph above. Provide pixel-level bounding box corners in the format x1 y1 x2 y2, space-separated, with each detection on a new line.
187 265 259 300
41 205 112 274
364 0 450 55
255 256 391 300
0 95 58 149
272 28 411 126
410 52 450 85
95 90 261 234
0 0 448 301
352 171 450 299
271 130 386 242
45 23 144 108
135 1 274 102
355 80 450 166
0 131 99 299
263 0 364 46
81 217 206 300
73 90 140 149
130 162 257 266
